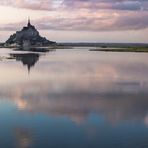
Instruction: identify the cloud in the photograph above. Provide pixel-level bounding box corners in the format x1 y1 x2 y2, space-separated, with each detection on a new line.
62 0 147 11
0 0 55 10
113 1 142 10
0 0 147 11
0 0 148 32
0 10 148 32
36 12 148 31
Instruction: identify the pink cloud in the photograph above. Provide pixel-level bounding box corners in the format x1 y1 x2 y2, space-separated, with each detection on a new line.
0 0 148 32
0 0 147 11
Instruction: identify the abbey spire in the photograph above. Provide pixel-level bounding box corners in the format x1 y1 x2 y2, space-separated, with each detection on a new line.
27 17 31 27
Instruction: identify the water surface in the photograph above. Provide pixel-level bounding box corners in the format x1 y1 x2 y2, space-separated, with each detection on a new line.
0 48 148 148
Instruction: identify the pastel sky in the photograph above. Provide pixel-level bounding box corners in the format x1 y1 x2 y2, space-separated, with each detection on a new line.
0 0 148 43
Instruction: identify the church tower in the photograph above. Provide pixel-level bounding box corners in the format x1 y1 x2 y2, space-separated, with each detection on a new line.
27 17 31 27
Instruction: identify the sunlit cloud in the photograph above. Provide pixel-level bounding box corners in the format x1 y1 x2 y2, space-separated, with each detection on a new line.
0 0 148 42
0 10 148 32
0 0 54 10
0 0 147 11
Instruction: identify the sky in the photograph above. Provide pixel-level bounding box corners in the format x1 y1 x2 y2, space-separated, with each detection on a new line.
0 0 148 43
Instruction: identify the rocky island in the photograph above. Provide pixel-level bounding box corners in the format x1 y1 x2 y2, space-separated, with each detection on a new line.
5 19 56 49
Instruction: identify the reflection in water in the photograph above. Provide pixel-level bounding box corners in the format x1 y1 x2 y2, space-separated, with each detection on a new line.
0 49 148 147
1 50 148 124
2 81 148 125
9 48 56 73
10 53 40 73
15 128 32 148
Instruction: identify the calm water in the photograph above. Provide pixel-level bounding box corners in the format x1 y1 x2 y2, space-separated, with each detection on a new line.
0 47 148 148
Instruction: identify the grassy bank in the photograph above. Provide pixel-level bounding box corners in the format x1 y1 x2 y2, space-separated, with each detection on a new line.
89 47 148 52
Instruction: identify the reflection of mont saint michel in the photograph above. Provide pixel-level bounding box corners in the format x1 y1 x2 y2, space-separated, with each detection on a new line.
5 18 56 48
10 53 40 73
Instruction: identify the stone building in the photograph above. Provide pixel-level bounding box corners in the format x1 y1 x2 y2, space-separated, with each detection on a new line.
5 19 56 48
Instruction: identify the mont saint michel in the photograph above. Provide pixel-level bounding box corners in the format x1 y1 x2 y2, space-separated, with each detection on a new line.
5 19 56 48
1 0 148 148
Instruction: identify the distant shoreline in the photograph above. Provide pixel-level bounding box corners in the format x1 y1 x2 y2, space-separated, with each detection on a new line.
89 48 148 53
0 42 148 52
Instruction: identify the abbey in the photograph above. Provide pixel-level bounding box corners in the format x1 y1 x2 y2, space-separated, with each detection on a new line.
5 19 56 48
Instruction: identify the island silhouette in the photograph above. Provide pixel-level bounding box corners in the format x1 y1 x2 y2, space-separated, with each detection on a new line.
5 18 56 49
